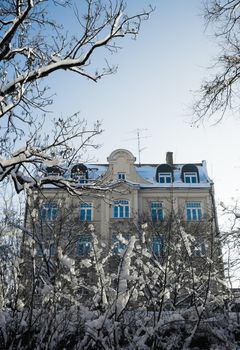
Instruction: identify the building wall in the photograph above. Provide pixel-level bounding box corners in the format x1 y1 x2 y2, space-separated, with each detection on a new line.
27 149 218 256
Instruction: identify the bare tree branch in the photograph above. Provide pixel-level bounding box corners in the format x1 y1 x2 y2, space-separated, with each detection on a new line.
0 0 152 192
193 0 240 124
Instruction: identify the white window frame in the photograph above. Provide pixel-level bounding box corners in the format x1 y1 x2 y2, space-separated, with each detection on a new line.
117 172 126 180
184 172 198 184
159 172 172 184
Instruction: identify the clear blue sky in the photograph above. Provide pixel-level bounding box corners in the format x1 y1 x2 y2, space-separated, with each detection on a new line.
46 0 240 207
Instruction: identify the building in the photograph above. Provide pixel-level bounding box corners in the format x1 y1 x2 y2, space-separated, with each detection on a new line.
22 148 224 309
27 148 220 258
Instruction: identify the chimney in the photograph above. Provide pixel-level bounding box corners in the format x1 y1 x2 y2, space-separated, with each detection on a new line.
166 152 173 165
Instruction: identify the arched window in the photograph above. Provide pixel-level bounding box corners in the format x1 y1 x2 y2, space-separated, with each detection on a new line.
113 200 130 218
71 164 88 183
155 164 173 183
181 164 199 183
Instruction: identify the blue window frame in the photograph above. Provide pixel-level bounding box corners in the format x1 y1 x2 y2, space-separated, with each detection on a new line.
76 236 91 256
117 172 126 180
112 233 129 254
193 240 207 257
80 203 92 221
159 173 172 184
78 174 87 184
151 202 164 221
72 171 87 183
113 200 129 218
36 242 56 257
184 172 198 183
152 235 164 255
186 202 202 221
41 202 58 221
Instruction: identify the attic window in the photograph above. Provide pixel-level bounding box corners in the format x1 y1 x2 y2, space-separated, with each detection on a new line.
156 164 173 183
181 164 199 183
159 172 172 184
117 172 126 180
46 166 62 176
184 172 198 183
71 164 88 183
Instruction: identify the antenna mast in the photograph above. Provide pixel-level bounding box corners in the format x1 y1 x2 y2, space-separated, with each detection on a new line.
137 129 141 165
135 128 148 166
124 128 150 165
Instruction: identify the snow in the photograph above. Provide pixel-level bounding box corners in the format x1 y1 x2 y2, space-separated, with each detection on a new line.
58 247 75 274
43 159 60 167
37 158 212 190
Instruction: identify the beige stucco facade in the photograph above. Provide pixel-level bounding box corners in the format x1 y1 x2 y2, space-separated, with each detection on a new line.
32 149 217 245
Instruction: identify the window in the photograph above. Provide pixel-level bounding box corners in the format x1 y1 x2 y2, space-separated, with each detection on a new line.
46 166 62 177
76 235 91 256
41 202 58 221
36 242 56 257
76 173 87 183
72 171 87 183
112 233 129 254
71 164 88 183
186 202 202 221
193 241 207 257
117 172 126 180
151 202 164 221
184 172 198 184
152 235 164 255
80 203 92 221
113 200 130 218
159 172 172 184
156 164 173 183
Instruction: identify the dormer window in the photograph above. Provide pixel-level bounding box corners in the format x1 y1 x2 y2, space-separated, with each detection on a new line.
184 172 198 184
46 166 62 177
181 164 199 184
117 172 126 180
76 173 87 183
156 164 173 183
71 164 88 183
159 172 172 184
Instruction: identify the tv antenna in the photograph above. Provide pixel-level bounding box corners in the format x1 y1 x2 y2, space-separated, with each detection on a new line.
124 128 151 165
